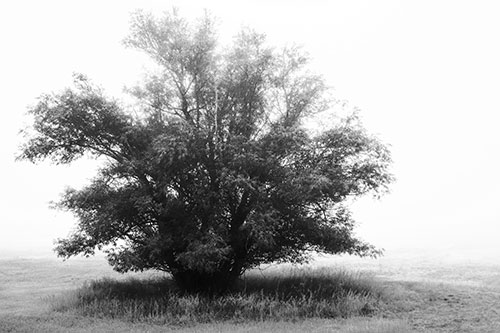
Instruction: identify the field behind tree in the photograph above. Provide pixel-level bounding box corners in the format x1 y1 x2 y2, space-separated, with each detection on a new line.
1 250 500 332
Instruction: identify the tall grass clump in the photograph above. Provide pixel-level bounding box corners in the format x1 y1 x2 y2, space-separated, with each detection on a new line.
50 266 386 324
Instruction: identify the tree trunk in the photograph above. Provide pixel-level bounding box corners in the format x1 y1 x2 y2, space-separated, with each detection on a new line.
172 268 240 294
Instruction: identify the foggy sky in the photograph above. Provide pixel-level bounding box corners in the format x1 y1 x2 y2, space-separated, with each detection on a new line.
1 0 499 259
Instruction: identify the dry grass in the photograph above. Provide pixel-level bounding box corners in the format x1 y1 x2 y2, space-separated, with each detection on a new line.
2 253 500 332
48 267 384 324
0 314 413 333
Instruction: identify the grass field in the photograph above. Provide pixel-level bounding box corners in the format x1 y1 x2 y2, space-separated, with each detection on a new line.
1 251 499 332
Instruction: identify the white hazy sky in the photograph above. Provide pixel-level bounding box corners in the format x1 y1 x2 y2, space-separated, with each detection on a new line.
1 0 499 259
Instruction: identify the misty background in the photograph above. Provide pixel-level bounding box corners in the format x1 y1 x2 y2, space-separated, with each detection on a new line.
1 0 499 260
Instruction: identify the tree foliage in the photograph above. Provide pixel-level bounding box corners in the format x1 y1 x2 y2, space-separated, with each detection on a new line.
19 11 393 292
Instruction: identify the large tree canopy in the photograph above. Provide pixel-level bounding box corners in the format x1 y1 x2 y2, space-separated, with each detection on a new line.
19 11 393 292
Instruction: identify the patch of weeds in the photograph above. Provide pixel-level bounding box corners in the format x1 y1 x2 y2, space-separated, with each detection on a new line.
49 266 389 325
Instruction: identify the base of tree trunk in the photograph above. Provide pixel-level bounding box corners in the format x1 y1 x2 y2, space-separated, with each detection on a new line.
173 270 239 294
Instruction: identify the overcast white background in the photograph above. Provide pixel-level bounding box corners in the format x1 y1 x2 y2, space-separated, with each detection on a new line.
1 1 499 259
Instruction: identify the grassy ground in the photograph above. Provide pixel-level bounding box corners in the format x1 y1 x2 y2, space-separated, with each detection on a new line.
1 253 499 332
49 267 384 323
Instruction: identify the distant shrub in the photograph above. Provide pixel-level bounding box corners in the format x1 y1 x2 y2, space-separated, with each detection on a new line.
50 266 386 324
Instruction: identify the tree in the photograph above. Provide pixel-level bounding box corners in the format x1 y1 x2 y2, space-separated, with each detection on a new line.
19 11 393 293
